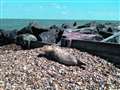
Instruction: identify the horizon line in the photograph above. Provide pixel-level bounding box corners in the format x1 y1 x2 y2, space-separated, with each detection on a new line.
0 18 119 21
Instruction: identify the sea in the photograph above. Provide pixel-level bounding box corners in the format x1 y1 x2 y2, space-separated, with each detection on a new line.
0 19 120 31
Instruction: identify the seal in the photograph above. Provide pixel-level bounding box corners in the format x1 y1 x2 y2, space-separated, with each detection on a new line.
39 46 86 68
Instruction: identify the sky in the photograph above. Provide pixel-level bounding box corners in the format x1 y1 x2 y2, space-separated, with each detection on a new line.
0 0 120 20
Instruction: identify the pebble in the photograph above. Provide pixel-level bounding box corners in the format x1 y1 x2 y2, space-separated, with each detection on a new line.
0 44 120 89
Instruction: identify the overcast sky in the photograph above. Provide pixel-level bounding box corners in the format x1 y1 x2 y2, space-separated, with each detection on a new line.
0 0 120 20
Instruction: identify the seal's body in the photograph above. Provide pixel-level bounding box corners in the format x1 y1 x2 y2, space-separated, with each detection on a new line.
41 46 85 67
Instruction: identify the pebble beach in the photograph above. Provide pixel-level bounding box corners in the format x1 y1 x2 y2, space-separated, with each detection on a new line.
0 44 120 90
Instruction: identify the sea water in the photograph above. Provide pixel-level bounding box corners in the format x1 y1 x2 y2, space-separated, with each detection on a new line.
0 19 119 31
